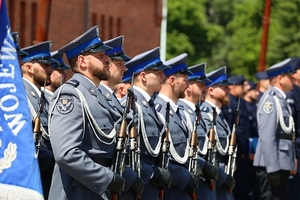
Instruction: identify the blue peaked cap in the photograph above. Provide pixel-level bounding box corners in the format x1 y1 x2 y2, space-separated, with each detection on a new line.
206 66 233 87
59 25 112 59
163 53 193 77
290 57 300 70
21 41 58 64
11 32 27 56
266 58 296 78
229 75 245 85
122 69 133 83
188 62 211 83
50 51 70 70
104 36 131 61
255 71 268 80
125 47 170 75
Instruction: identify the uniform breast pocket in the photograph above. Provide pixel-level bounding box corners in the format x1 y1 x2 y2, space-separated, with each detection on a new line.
96 117 114 133
278 139 291 153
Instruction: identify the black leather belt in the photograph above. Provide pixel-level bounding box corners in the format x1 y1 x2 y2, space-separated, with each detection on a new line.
91 157 112 167
279 134 293 141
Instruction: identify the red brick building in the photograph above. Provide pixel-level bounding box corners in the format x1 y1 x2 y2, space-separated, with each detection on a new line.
6 0 163 58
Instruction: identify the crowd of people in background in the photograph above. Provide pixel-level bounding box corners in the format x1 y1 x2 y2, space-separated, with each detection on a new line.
11 25 300 200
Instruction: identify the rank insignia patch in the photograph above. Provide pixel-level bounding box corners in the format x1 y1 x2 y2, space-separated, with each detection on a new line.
263 102 273 114
56 95 74 114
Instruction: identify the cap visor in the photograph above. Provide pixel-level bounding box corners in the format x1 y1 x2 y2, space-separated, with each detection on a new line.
110 54 131 61
151 64 170 71
38 57 59 64
195 77 212 84
17 50 28 56
89 44 112 53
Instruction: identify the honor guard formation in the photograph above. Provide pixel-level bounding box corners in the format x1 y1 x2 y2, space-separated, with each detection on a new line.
11 25 300 200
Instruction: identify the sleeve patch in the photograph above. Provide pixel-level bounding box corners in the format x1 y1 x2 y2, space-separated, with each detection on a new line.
263 101 273 114
56 95 74 115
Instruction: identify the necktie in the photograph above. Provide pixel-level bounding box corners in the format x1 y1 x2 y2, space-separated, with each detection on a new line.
148 99 157 117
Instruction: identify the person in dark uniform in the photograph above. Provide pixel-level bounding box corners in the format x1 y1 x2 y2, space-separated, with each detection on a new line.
99 35 145 200
48 26 126 200
177 62 219 200
255 71 270 102
221 75 253 200
285 58 300 200
44 50 70 101
120 47 172 200
155 54 208 200
200 66 235 200
254 58 297 200
20 41 57 199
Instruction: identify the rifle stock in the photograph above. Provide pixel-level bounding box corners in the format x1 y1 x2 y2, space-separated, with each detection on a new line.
225 98 240 193
111 90 134 200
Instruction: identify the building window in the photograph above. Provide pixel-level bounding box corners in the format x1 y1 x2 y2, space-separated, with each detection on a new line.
8 0 15 31
100 14 106 40
20 1 26 47
31 2 37 44
109 16 113 39
91 13 97 26
117 17 121 36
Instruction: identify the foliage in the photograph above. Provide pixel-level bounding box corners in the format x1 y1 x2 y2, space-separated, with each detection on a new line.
166 0 300 80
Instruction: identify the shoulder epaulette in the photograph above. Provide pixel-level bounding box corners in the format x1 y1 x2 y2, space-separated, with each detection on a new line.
66 79 79 87
200 106 209 113
155 103 162 112
178 105 184 110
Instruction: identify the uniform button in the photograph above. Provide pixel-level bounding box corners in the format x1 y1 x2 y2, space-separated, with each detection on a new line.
93 186 98 190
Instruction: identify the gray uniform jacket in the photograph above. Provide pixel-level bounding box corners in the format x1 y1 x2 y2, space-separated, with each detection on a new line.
98 84 138 199
154 95 194 200
48 73 119 200
178 99 217 200
253 86 296 173
23 79 54 198
121 88 164 200
200 101 233 200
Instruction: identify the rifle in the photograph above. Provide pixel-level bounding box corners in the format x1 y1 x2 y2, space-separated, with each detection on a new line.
128 90 141 179
188 103 200 200
207 106 218 190
226 98 240 178
111 88 133 200
34 82 46 156
158 101 171 199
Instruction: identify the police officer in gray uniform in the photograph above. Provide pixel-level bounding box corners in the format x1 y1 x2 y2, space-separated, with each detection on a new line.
154 54 206 200
20 41 57 199
121 47 172 200
177 62 219 200
44 50 70 101
200 66 235 200
254 58 297 200
286 58 300 200
99 36 145 200
48 26 126 200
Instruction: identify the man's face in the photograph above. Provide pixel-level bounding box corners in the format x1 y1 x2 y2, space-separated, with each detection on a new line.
174 73 188 99
144 69 166 93
87 52 112 80
50 69 67 90
108 60 127 84
190 81 207 102
281 74 294 92
32 62 53 87
212 85 230 105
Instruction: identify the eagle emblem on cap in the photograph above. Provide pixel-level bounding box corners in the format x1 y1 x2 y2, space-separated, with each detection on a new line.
56 95 74 114
263 101 273 114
